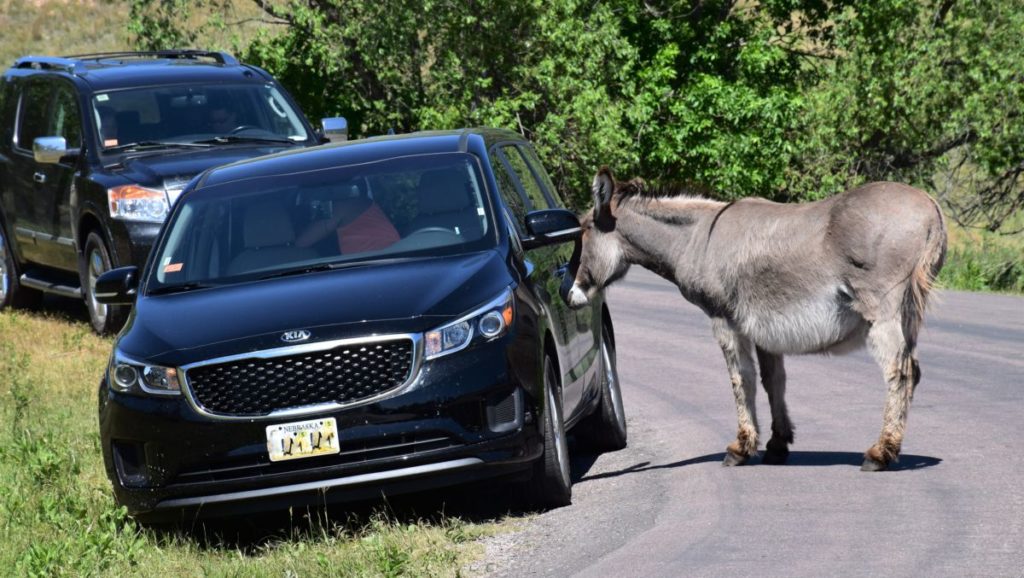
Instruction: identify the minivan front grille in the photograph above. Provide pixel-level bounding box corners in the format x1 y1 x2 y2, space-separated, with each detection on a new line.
185 337 415 417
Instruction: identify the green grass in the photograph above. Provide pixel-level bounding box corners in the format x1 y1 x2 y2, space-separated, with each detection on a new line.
939 222 1024 294
0 308 496 577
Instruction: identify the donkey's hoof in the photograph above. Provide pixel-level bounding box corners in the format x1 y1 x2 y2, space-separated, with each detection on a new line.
722 451 749 467
860 457 888 472
762 447 790 465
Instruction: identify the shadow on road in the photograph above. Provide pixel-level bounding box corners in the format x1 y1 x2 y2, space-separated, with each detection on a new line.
578 451 942 482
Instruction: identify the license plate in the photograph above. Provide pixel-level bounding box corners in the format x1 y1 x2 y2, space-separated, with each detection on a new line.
266 417 340 462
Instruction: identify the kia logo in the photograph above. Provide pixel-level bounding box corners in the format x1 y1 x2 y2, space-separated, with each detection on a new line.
281 330 312 343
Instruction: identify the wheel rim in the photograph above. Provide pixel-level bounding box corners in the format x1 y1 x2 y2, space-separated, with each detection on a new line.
87 248 108 326
602 335 626 432
546 366 570 485
0 228 9 304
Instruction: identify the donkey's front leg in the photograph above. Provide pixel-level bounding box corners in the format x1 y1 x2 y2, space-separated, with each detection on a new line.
711 318 759 466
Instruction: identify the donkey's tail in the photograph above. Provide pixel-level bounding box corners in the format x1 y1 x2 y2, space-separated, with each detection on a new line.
902 197 947 349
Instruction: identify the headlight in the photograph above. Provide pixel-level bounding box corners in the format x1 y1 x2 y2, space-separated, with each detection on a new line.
108 351 180 396
108 184 169 222
425 288 514 360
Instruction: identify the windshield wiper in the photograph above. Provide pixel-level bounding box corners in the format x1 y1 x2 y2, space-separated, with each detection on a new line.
147 281 218 296
191 135 298 145
105 141 214 153
257 262 362 281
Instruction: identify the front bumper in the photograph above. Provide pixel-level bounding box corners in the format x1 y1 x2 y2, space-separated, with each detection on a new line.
99 339 543 521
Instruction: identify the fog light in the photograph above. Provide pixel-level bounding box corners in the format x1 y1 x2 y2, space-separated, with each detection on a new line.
112 364 138 391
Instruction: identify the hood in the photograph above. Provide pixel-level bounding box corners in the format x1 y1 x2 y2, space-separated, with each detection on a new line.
118 250 514 366
112 145 297 195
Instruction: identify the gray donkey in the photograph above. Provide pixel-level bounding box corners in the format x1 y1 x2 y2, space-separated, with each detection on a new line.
564 168 947 471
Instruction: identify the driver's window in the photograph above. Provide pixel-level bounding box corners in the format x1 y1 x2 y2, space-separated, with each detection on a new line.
16 80 50 151
50 84 81 148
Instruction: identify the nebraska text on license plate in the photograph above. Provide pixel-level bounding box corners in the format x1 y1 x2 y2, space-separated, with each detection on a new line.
266 418 340 462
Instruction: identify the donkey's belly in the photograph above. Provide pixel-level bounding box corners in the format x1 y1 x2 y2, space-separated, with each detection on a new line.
738 297 864 355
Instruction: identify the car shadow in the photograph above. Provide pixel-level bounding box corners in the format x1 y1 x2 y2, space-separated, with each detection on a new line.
578 451 942 483
150 443 620 551
144 476 553 552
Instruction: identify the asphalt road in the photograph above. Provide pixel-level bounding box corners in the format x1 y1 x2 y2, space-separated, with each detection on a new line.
482 268 1024 577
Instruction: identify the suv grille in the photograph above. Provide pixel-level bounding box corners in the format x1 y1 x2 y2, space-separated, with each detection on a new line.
185 338 415 416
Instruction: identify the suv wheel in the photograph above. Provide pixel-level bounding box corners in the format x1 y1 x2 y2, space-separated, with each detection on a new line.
579 323 628 451
0 220 42 311
522 354 572 508
83 232 127 334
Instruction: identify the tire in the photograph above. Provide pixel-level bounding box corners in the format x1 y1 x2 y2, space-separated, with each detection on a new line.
522 354 572 509
579 322 628 452
0 219 43 311
82 231 128 335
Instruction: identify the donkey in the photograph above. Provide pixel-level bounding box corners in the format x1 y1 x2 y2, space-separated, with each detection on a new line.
564 168 947 471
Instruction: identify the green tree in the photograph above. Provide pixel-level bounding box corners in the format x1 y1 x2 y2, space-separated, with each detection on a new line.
127 0 1023 226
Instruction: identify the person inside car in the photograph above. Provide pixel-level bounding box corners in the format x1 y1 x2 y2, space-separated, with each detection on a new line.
296 183 400 255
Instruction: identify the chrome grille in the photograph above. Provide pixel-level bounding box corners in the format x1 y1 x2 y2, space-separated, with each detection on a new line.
185 337 415 417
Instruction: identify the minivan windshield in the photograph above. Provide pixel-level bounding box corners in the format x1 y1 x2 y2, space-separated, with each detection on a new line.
147 153 496 293
92 83 309 152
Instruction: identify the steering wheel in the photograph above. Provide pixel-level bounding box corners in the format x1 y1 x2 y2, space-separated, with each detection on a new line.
407 227 459 237
230 125 261 134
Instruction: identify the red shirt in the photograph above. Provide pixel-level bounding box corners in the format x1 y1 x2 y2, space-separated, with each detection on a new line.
336 203 400 254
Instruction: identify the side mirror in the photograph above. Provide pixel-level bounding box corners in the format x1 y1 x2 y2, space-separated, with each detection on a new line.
321 117 348 143
33 136 79 164
94 266 139 305
522 209 581 249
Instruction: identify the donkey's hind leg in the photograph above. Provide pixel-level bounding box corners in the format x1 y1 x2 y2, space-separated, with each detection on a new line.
711 319 759 466
864 319 920 471
756 347 794 465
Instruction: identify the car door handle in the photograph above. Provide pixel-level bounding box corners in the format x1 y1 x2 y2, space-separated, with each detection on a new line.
33 172 46 184
555 262 569 278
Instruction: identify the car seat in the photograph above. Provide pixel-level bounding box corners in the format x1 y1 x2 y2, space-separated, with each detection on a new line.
228 201 318 275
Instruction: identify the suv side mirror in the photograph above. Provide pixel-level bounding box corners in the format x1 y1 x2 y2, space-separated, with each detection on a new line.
522 209 581 249
34 136 79 164
321 117 348 143
95 266 139 305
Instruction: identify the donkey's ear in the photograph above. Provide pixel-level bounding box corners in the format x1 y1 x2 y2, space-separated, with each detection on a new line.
592 167 616 220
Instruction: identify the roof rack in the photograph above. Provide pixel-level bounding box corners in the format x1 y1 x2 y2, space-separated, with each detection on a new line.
13 56 80 73
62 50 240 66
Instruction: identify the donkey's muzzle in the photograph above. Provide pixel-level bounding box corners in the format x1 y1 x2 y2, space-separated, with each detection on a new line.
565 283 590 309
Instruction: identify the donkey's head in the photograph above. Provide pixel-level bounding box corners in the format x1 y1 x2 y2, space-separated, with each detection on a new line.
564 168 636 309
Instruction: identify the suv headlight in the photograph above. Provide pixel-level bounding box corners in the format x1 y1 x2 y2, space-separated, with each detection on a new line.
108 351 180 396
108 184 169 222
425 288 514 360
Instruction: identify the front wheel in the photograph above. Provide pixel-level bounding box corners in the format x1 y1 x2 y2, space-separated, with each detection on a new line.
579 323 628 451
82 232 127 335
521 354 572 508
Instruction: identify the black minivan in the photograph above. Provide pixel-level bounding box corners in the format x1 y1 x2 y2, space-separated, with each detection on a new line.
96 128 627 521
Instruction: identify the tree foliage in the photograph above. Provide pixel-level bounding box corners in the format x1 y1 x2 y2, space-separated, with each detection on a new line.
128 0 1023 228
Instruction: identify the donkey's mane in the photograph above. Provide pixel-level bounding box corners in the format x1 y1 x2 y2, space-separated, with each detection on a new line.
616 179 717 202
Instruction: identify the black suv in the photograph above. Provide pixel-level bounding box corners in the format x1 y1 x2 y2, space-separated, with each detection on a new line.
0 50 342 333
95 128 627 521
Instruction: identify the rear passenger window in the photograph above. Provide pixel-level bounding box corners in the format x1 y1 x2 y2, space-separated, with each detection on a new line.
17 81 50 150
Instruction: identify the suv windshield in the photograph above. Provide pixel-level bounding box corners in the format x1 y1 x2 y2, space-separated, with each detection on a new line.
147 153 496 293
92 83 308 151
